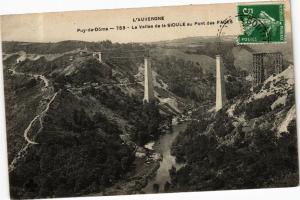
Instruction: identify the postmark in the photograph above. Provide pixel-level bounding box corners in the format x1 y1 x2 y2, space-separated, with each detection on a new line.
237 4 285 44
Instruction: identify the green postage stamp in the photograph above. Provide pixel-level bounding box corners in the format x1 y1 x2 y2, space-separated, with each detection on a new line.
237 4 285 44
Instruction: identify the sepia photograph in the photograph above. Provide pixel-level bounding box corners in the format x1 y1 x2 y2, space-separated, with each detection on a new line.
0 0 299 199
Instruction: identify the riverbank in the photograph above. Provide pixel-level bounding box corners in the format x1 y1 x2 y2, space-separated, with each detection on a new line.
91 156 160 196
90 121 188 196
142 122 188 193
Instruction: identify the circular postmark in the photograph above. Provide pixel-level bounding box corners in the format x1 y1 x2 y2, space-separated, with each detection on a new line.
216 13 271 51
236 13 272 43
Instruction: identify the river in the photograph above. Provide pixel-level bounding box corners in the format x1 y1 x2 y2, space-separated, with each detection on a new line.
143 121 188 193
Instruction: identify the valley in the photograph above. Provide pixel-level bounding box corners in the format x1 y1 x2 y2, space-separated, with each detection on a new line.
1 35 297 198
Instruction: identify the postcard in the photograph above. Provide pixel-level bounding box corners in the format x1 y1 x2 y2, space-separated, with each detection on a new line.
0 0 298 198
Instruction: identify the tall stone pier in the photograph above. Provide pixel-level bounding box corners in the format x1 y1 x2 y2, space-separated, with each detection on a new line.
98 52 102 62
93 52 102 62
215 55 227 112
143 57 154 103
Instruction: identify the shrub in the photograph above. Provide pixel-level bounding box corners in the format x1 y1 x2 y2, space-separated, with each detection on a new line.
245 94 277 119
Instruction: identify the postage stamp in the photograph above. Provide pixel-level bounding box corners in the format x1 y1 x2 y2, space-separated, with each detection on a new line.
237 4 285 44
0 1 297 199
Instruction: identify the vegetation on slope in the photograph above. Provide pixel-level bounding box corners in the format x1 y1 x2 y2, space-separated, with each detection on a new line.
170 67 299 191
5 45 165 198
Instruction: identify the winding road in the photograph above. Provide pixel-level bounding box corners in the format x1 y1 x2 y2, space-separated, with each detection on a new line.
7 66 58 172
23 91 58 144
8 67 54 144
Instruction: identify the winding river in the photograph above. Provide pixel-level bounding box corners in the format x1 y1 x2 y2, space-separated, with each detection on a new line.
143 121 188 193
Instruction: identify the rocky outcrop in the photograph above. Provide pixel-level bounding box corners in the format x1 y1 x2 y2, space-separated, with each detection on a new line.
170 65 298 191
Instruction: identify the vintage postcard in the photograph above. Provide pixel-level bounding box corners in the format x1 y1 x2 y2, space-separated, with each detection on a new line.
0 0 298 199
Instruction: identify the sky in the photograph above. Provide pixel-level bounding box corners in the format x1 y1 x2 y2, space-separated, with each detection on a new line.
0 0 292 43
